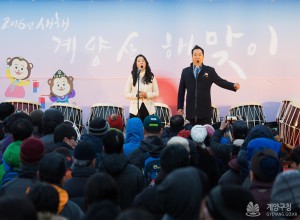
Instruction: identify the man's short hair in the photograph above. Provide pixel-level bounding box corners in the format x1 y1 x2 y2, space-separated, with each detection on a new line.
53 123 77 143
170 115 184 132
3 112 32 133
11 118 33 141
192 45 204 55
0 102 15 121
39 152 66 185
103 130 124 154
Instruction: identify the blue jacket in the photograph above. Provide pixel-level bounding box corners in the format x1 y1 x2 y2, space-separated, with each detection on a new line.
124 118 144 156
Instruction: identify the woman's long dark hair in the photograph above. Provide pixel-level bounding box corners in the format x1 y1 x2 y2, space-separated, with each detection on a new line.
131 54 154 87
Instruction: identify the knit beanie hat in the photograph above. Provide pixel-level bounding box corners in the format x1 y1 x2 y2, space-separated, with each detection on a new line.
191 125 207 144
206 185 255 220
250 149 280 182
89 117 110 136
108 114 123 131
20 137 45 164
271 170 300 216
167 136 190 153
204 124 215 137
74 141 96 161
143 115 162 132
3 141 21 167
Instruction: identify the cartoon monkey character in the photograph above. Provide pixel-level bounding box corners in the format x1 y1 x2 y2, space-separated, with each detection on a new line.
4 57 33 98
48 70 76 103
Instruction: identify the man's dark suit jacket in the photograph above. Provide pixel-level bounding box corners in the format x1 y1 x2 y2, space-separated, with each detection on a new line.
177 63 236 121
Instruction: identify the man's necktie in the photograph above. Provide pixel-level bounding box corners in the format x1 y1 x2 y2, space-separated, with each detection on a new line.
194 66 200 78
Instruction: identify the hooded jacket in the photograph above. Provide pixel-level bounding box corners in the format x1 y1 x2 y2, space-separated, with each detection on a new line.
52 184 84 220
124 118 144 156
128 135 164 171
99 153 144 209
63 166 97 211
0 164 39 196
0 140 22 185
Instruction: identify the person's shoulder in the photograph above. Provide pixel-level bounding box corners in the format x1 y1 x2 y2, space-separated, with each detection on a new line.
124 163 143 174
182 65 192 73
203 64 215 71
127 147 143 159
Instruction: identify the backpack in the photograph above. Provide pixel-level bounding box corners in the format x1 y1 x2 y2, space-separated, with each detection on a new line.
143 152 161 186
2 168 20 186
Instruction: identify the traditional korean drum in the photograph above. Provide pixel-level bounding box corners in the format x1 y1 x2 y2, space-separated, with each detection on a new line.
281 101 300 149
229 103 266 129
5 99 40 114
88 103 126 127
50 103 83 132
154 103 172 127
276 100 292 139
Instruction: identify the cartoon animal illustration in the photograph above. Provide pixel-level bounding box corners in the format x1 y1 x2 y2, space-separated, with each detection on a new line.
48 70 76 103
4 57 33 98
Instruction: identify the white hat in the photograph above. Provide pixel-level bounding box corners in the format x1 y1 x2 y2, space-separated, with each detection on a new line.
191 125 207 145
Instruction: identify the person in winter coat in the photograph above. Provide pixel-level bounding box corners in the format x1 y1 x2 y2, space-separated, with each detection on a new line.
63 141 97 211
238 124 282 183
132 144 190 220
123 117 144 156
80 117 110 167
99 130 144 210
157 167 208 220
0 118 33 185
211 118 248 172
128 115 164 171
38 152 84 220
249 149 280 220
0 137 45 196
40 108 64 152
53 123 78 155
